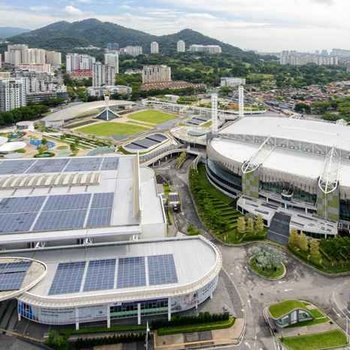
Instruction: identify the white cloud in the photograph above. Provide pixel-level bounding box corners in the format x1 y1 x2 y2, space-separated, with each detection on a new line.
64 5 83 16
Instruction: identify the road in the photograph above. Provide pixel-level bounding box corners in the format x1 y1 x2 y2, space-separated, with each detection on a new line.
153 157 350 350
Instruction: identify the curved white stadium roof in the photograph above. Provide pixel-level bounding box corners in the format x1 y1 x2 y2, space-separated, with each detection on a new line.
220 117 350 152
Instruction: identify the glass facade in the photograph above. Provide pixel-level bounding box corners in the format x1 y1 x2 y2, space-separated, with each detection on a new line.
340 200 350 221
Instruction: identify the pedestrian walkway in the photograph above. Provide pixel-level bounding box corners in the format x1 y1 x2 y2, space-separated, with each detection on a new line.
280 321 338 337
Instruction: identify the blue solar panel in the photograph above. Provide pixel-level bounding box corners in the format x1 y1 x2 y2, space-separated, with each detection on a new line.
43 194 91 211
148 254 178 285
0 261 31 273
91 193 114 208
34 209 87 231
0 272 27 291
0 196 45 213
49 261 86 295
28 159 69 174
0 212 37 233
64 158 102 172
117 257 146 288
0 160 36 175
100 157 119 171
83 259 116 292
86 208 112 228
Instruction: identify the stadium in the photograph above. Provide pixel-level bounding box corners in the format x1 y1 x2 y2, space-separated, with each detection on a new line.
0 236 221 328
207 116 350 242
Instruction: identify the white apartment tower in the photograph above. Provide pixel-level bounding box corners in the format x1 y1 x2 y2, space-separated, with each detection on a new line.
4 44 29 65
142 65 172 84
46 51 62 66
0 79 27 112
92 63 116 87
66 53 96 73
150 41 159 54
177 40 186 53
104 52 119 74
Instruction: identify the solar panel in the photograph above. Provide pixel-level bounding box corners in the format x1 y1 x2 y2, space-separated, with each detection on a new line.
34 209 87 231
0 261 31 273
0 196 45 213
86 208 112 228
100 157 119 171
146 134 167 143
0 272 27 291
49 261 86 295
91 193 114 208
0 160 36 175
148 254 178 285
43 194 91 211
83 259 116 292
117 257 146 288
64 157 102 172
0 213 37 233
28 159 69 174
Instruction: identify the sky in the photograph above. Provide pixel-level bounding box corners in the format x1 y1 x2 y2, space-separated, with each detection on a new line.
0 0 349 52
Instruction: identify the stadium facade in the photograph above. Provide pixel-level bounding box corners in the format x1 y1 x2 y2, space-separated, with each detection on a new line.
207 117 350 238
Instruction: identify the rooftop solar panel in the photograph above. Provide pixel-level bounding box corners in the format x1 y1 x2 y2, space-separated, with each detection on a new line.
146 134 167 143
91 193 114 208
117 257 146 289
34 209 87 231
127 143 147 150
86 208 112 228
0 212 37 233
83 259 116 292
148 254 178 286
0 271 27 291
49 261 86 295
28 159 69 174
100 157 119 171
64 157 102 172
0 160 36 175
0 196 45 213
0 261 31 274
43 194 91 211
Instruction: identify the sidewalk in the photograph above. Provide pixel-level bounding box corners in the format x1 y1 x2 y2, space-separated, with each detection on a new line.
280 321 338 337
153 318 244 350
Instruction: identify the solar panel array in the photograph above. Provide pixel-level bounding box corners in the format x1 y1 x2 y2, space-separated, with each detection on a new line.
48 254 178 295
0 192 114 234
148 255 178 285
0 156 119 175
0 261 32 291
187 116 210 126
125 134 167 150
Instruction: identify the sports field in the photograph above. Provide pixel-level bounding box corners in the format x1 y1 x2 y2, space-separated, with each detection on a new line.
128 110 176 124
77 122 147 136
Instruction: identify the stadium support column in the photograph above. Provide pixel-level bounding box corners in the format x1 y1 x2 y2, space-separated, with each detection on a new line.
242 171 260 199
238 85 244 118
107 305 111 328
75 308 80 330
137 303 141 325
168 297 172 321
316 185 340 222
211 93 218 134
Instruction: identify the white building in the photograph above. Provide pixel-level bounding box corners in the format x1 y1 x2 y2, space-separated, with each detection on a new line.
66 53 96 73
150 41 159 54
189 45 222 54
17 64 52 74
220 77 246 87
0 79 27 112
104 52 119 74
142 65 172 84
28 48 46 64
4 44 29 65
46 51 62 67
121 46 143 57
92 62 116 87
177 40 186 53
280 51 339 66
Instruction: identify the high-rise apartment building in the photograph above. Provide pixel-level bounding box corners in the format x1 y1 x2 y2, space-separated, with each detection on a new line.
189 45 222 54
142 65 171 84
92 63 116 87
66 53 96 73
177 40 186 53
280 51 339 66
120 46 143 57
46 51 62 66
28 49 46 64
104 52 119 74
0 79 27 112
4 44 29 65
150 42 159 54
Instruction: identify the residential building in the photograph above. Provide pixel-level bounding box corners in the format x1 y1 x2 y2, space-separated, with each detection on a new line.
151 41 159 54
66 53 96 73
104 52 119 74
46 51 62 67
92 62 116 87
280 51 339 66
142 65 171 84
4 44 29 65
106 43 119 51
220 77 246 87
28 48 46 64
120 46 143 57
0 78 26 112
177 40 186 53
189 45 222 54
17 64 52 74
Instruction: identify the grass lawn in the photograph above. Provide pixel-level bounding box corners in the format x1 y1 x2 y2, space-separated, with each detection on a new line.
128 110 176 124
77 122 147 136
157 317 235 336
269 300 309 319
281 330 348 350
249 259 285 280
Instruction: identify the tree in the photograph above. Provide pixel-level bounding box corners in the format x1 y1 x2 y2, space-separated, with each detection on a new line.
289 228 299 247
298 232 309 252
237 216 246 235
255 215 264 234
41 137 48 145
310 239 321 260
246 217 254 235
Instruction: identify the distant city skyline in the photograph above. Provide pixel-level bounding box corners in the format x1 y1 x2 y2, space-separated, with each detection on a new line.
1 0 350 51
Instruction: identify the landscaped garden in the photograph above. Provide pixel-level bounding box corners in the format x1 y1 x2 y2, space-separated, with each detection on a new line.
189 164 267 244
281 330 348 350
77 122 147 136
128 110 176 125
249 246 285 280
288 229 350 273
